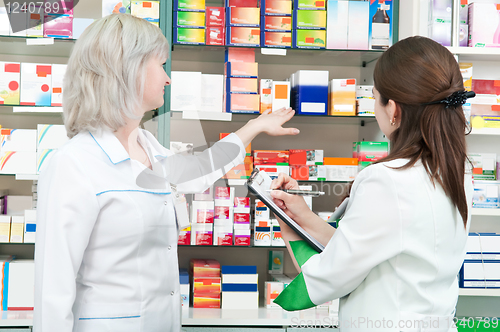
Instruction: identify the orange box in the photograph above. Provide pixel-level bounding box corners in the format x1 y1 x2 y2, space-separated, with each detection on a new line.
193 277 222 293
323 157 358 166
220 133 251 155
190 259 221 278
254 150 289 165
226 27 260 46
193 293 221 308
261 0 292 16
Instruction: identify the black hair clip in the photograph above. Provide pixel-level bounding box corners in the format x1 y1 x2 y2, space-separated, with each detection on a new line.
424 90 476 108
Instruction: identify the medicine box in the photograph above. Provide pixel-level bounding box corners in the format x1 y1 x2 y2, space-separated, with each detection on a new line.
131 1 160 26
293 29 326 49
261 16 292 31
473 182 499 209
102 0 131 16
0 62 20 106
7 260 35 310
226 77 258 94
294 10 326 30
460 260 500 288
254 221 271 246
469 153 497 181
260 79 273 113
368 0 393 50
37 124 68 150
214 206 233 222
254 150 289 165
23 210 36 243
328 79 356 116
225 62 258 78
0 7 10 36
178 225 191 245
468 3 500 48
261 0 292 16
36 149 56 174
272 81 290 111
0 215 11 243
20 63 52 106
226 27 260 46
173 27 205 45
226 0 258 6
265 282 284 308
290 165 326 181
289 149 324 165
254 164 289 180
225 93 260 113
193 293 220 308
233 213 250 227
206 7 225 26
225 47 256 63
234 228 250 246
51 64 66 107
356 85 375 116
206 26 225 45
255 199 270 221
272 224 285 246
43 13 73 38
226 7 260 27
356 141 389 162
10 216 24 243
190 259 220 278
294 0 325 10
174 11 205 28
324 157 358 181
326 0 348 49
260 31 292 48
291 70 329 115
26 11 44 38
1 129 37 152
347 0 369 50
269 250 284 274
466 233 500 261
193 277 221 293
215 186 235 206
191 223 213 245
213 224 233 245
179 269 190 308
234 197 250 214
174 0 205 12
191 201 214 223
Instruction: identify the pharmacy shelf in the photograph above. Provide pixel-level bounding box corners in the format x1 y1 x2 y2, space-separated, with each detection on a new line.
0 36 75 58
0 310 33 327
471 208 500 217
459 288 500 297
470 127 500 136
447 47 500 62
172 44 384 67
182 307 337 327
171 111 376 126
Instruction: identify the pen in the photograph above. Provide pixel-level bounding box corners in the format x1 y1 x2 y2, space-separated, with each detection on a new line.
266 189 325 197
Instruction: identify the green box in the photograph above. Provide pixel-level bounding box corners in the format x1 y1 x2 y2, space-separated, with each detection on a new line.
293 29 326 49
269 250 284 275
295 10 326 29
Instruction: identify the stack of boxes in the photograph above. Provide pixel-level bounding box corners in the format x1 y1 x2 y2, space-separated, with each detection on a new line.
293 0 326 49
253 200 285 247
460 233 500 288
290 70 329 115
353 141 389 171
470 79 500 131
36 124 69 174
1 259 35 310
289 149 325 181
234 195 251 246
226 0 260 47
174 0 206 45
261 0 292 48
0 61 68 108
328 78 357 116
214 186 235 246
190 259 221 308
206 6 225 45
221 265 259 309
224 48 260 114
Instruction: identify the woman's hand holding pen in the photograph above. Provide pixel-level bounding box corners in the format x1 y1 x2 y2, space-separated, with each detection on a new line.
235 107 300 148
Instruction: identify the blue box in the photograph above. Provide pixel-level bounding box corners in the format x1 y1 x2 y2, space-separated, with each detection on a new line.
222 283 258 292
179 268 189 284
291 70 328 115
368 0 393 50
221 265 258 274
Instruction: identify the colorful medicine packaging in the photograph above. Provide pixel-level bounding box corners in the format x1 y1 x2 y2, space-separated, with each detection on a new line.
261 31 292 48
272 81 290 111
20 63 52 106
226 77 258 94
328 79 356 116
468 3 500 48
294 10 326 30
294 0 325 10
326 0 348 49
225 62 258 78
206 7 225 26
0 62 20 105
254 150 289 165
226 93 260 113
261 16 292 31
174 0 205 12
226 7 260 27
206 26 225 45
291 70 329 115
131 1 160 26
260 79 273 113
289 149 324 165
174 11 206 28
174 28 205 44
261 0 292 16
293 29 326 48
226 0 258 6
226 27 260 46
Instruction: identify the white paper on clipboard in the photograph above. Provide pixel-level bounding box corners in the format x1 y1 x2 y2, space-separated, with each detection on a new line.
247 169 325 253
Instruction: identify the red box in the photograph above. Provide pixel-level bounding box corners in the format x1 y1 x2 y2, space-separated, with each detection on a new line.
234 213 250 223
206 26 225 45
193 277 222 293
254 150 289 165
190 259 221 277
226 0 258 7
215 187 232 200
471 79 500 95
214 206 231 220
234 197 250 209
206 7 225 26
234 233 251 246
289 149 307 165
217 233 233 245
178 228 191 245
290 165 309 181
193 293 221 308
197 210 214 223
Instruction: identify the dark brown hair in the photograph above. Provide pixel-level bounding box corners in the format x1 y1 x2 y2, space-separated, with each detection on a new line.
373 36 469 227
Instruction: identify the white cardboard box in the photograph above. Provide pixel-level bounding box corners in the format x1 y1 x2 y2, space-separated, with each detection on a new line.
0 151 36 175
20 63 52 106
37 124 68 149
51 64 67 107
7 260 35 310
0 129 37 152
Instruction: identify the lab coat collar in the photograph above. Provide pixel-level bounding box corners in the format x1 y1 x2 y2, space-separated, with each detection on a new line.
137 129 171 161
89 128 131 165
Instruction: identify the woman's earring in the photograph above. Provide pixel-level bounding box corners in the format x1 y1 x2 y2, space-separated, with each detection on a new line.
390 118 396 126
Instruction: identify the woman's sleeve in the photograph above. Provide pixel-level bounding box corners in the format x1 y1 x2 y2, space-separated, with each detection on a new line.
163 133 246 193
275 164 403 310
34 152 100 332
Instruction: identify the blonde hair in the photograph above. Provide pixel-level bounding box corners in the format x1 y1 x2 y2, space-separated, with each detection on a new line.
63 14 169 138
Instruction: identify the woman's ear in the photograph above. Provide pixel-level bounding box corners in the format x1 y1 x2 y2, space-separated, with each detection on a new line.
387 99 401 125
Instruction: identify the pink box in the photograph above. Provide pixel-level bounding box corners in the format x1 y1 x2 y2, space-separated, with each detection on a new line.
468 3 500 48
227 78 258 94
206 26 225 45
226 0 258 6
225 47 255 63
262 16 292 31
225 93 260 113
178 227 191 245
206 7 225 26
44 13 73 38
225 62 258 78
226 27 260 46
226 7 260 27
234 213 250 224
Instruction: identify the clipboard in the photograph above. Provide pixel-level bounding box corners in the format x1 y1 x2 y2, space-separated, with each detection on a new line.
247 168 325 253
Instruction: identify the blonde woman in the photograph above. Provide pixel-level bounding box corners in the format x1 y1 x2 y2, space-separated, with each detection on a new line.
34 14 299 332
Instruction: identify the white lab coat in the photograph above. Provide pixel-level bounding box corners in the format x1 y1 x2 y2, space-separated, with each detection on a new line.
301 159 472 332
34 128 245 332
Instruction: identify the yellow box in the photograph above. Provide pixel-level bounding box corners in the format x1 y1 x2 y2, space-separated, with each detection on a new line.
328 79 356 116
